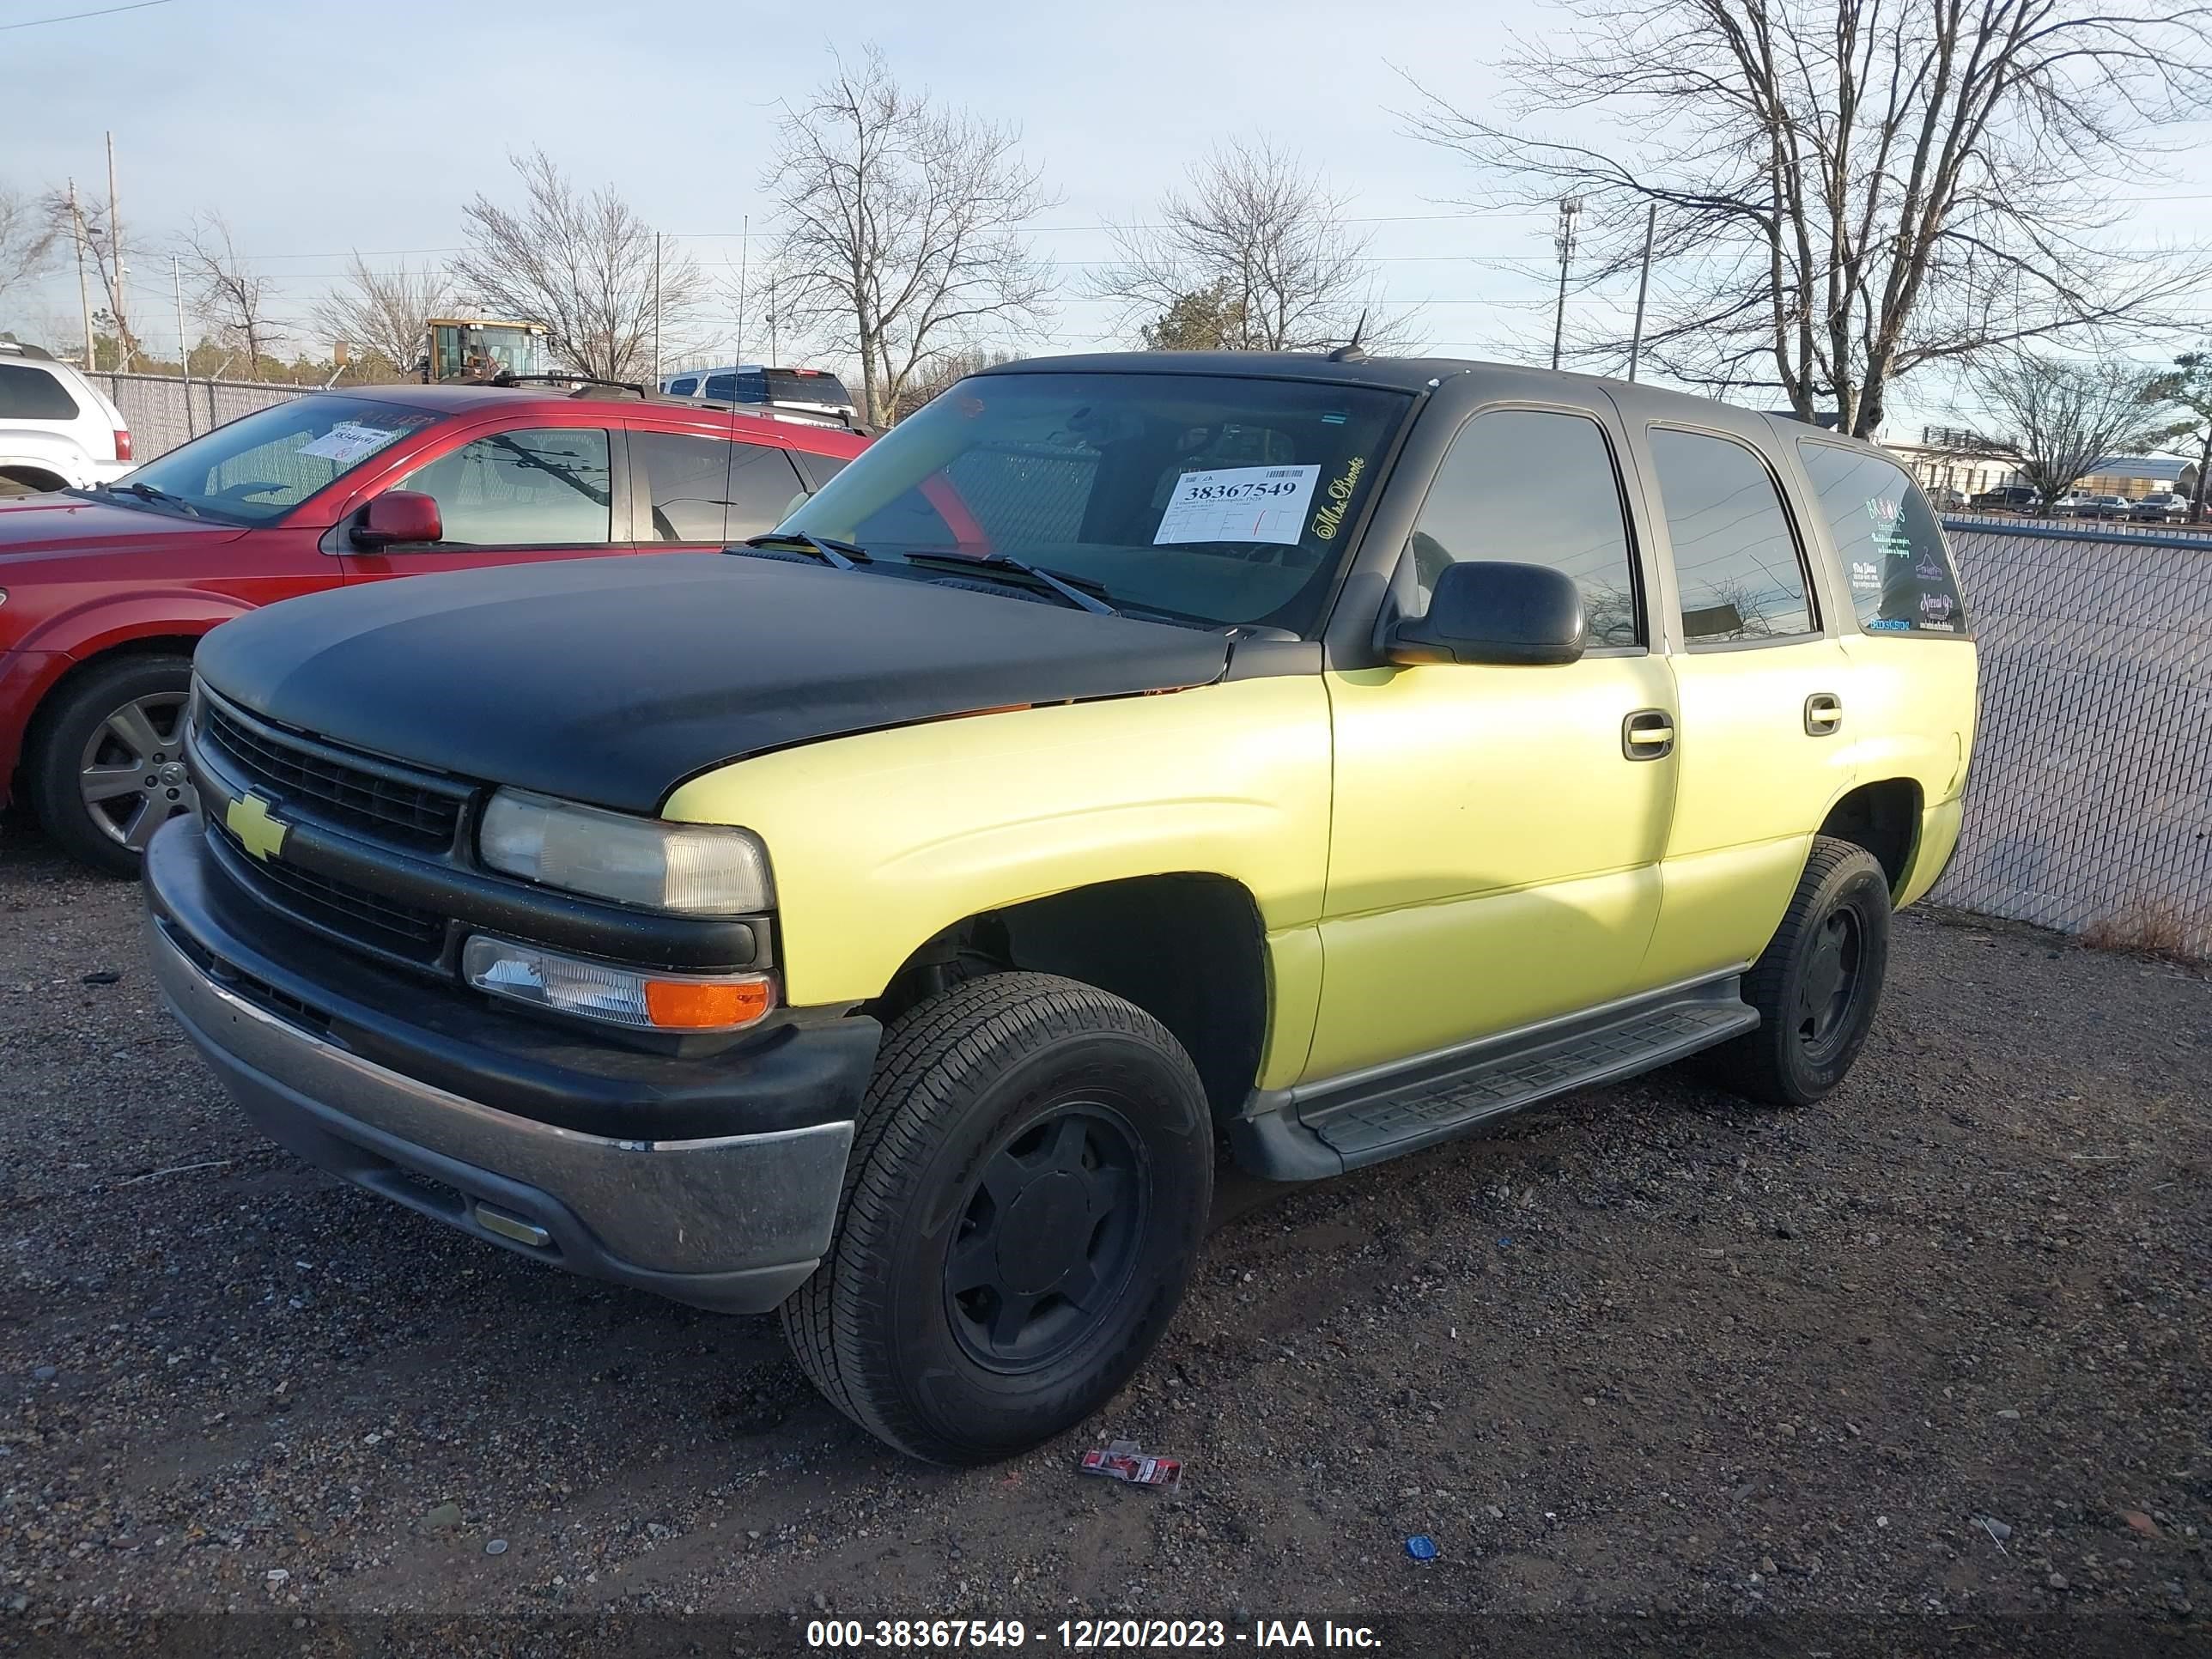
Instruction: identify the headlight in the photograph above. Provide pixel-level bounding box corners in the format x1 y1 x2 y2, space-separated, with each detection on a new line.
463 935 775 1032
477 788 773 914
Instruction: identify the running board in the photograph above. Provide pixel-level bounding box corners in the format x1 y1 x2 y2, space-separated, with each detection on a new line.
1231 977 1758 1179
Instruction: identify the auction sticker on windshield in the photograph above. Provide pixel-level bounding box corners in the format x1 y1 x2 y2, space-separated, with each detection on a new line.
297 422 404 465
1154 464 1319 546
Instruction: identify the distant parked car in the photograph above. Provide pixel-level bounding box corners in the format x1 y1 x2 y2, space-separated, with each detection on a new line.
2130 491 2190 523
0 380 865 873
2073 494 2130 520
1968 484 2037 512
0 341 132 495
661 364 859 420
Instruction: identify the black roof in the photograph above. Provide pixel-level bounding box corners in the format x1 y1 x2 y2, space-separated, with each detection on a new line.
981 349 1480 392
979 351 1893 458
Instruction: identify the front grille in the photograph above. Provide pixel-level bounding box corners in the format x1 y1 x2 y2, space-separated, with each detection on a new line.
208 818 447 966
201 698 467 851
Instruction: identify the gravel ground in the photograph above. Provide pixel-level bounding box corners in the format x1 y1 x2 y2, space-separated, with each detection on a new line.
0 829 2206 1657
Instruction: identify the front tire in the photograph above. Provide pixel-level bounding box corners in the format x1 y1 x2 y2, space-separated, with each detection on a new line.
1710 836 1892 1108
26 653 197 878
781 972 1212 1464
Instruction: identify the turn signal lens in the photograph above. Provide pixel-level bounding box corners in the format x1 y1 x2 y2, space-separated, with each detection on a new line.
463 935 775 1033
643 977 774 1030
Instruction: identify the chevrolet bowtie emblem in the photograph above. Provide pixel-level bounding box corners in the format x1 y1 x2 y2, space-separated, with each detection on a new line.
224 792 289 862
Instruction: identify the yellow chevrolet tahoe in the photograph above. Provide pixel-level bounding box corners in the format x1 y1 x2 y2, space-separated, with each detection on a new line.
143 352 1976 1464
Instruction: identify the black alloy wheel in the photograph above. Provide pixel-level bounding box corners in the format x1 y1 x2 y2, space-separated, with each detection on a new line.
1708 835 1893 1108
944 1105 1150 1371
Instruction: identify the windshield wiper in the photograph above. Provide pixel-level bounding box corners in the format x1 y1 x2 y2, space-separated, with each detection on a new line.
900 551 1119 617
737 532 871 570
97 481 203 519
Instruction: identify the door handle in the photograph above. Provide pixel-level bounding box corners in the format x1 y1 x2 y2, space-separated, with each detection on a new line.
1622 708 1675 760
1803 692 1844 736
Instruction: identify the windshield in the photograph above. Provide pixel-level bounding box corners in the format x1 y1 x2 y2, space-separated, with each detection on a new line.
778 371 1411 633
111 396 436 525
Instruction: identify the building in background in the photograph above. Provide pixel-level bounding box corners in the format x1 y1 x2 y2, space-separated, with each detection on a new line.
1887 426 2025 506
2068 456 2186 501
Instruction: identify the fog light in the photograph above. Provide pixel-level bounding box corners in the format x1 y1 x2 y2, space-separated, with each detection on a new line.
462 935 774 1033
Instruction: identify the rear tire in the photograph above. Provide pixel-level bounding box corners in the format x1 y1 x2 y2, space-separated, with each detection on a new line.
26 653 197 878
781 972 1212 1464
1709 836 1892 1108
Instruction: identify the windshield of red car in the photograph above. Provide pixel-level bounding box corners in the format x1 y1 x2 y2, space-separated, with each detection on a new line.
109 396 438 525
778 371 1412 634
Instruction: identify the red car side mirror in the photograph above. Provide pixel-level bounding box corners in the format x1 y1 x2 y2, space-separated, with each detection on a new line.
352 489 442 549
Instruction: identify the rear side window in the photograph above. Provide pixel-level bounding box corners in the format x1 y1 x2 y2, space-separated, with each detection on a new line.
702 374 736 401
0 364 81 420
1648 427 1815 644
631 430 805 543
1797 441 1967 635
763 369 853 406
1400 409 1643 646
666 376 698 397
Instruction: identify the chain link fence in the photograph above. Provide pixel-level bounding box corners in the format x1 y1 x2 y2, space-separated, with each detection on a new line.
89 372 313 461
1932 515 2210 956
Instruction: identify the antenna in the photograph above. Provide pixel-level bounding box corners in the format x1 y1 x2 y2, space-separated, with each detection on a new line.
1328 309 1370 362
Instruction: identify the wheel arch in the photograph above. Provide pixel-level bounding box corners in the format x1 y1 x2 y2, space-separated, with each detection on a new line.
868 872 1272 1126
22 634 204 752
0 464 71 494
1817 777 1923 897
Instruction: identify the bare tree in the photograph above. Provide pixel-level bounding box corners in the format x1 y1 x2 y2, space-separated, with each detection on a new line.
308 253 450 376
1093 139 1407 353
885 346 1022 421
766 47 1054 425
40 185 136 363
0 183 59 307
179 211 283 374
453 149 705 382
1964 353 2179 507
1401 0 2212 435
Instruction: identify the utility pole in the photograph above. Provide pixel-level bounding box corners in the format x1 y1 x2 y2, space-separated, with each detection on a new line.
735 215 750 368
69 179 94 372
765 276 778 368
1550 195 1583 373
173 253 193 437
652 231 663 385
1626 201 1656 384
106 131 131 370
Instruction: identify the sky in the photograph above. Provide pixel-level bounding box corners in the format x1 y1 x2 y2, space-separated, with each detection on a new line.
9 0 2212 437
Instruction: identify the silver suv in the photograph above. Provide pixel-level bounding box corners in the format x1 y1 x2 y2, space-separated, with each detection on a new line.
0 343 133 494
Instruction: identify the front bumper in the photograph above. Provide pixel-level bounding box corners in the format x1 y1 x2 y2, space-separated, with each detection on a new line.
146 817 869 1314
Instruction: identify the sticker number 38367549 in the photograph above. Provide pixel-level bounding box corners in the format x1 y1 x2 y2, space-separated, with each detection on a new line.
1154 465 1320 546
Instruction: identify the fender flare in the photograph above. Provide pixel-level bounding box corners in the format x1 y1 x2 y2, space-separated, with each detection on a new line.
12 590 255 661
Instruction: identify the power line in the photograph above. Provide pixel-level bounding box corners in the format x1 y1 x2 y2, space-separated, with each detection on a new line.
1 0 173 31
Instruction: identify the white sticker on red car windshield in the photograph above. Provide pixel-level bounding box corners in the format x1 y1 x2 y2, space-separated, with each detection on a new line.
297 422 401 465
1153 464 1320 546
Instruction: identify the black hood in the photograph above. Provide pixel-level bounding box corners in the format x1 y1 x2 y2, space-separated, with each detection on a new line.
193 554 1231 813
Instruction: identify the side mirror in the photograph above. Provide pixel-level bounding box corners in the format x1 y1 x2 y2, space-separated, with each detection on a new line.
1386 559 1586 667
351 489 442 549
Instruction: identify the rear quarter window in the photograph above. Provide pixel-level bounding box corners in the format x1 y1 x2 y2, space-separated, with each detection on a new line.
1796 441 1969 636
0 363 82 421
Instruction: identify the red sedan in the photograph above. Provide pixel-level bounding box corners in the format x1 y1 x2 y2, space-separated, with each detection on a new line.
0 382 866 872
